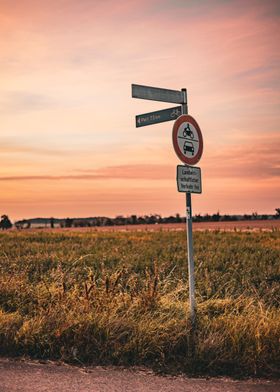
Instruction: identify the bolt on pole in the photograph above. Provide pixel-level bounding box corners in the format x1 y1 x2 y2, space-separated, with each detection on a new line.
181 88 196 326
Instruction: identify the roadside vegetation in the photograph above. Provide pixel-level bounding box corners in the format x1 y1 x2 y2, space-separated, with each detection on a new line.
12 207 280 229
0 229 279 377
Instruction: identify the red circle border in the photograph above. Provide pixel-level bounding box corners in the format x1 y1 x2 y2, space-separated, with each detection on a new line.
172 114 203 165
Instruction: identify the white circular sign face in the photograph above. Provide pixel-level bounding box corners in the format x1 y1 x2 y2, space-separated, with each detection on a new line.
177 122 200 159
172 115 203 165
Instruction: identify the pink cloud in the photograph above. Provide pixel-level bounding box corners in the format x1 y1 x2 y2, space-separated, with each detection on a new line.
0 164 174 181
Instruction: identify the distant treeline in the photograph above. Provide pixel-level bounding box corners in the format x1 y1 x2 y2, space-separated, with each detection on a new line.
12 209 280 229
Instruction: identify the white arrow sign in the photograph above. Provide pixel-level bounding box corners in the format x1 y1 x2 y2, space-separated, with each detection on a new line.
132 84 185 104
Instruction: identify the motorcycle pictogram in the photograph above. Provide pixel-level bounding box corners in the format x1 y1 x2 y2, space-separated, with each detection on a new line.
183 123 194 139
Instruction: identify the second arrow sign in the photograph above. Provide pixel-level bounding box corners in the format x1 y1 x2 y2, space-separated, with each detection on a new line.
136 106 182 127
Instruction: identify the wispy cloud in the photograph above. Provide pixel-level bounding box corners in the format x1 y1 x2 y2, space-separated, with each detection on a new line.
1 140 279 184
0 164 174 181
0 140 68 156
204 132 280 179
0 91 55 113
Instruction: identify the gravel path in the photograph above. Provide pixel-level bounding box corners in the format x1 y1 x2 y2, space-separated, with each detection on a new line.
0 358 279 392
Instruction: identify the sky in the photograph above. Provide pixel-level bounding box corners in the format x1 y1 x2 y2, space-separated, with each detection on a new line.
0 0 279 220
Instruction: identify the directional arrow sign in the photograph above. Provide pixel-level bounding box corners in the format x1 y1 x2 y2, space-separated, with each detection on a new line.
132 84 185 104
136 106 182 127
177 165 202 194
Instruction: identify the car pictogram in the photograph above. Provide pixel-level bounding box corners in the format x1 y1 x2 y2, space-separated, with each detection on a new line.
183 141 194 155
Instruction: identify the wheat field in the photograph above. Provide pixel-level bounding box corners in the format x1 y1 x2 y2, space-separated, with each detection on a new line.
0 229 279 377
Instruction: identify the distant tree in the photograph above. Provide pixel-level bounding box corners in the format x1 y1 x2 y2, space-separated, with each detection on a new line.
65 218 73 228
91 218 98 226
137 216 146 225
0 215 12 230
74 219 88 227
130 215 137 225
50 217 55 228
155 214 162 224
95 219 101 226
147 215 157 224
220 214 231 222
105 218 113 226
115 215 126 225
165 215 177 224
193 214 203 222
211 211 221 222
275 208 280 219
175 213 181 223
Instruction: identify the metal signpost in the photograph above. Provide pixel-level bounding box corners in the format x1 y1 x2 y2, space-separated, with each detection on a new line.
132 84 203 326
172 112 203 324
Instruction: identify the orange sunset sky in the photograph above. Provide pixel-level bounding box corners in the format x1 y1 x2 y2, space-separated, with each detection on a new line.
1 0 279 220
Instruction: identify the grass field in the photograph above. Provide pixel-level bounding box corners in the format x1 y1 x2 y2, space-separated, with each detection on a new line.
0 229 279 377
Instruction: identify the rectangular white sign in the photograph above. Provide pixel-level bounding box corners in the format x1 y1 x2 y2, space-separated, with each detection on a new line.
177 165 202 194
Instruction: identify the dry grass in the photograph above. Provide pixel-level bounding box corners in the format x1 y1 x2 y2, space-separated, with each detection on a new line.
0 230 279 377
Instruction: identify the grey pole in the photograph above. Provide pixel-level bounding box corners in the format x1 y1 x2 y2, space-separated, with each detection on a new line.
181 89 196 325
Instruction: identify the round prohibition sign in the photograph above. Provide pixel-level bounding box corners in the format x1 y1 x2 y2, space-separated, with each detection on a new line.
172 114 203 165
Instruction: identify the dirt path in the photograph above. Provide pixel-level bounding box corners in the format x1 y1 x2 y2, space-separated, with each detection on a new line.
0 359 279 392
